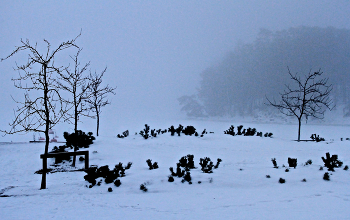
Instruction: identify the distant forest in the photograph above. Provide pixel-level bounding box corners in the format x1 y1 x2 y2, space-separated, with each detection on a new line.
179 26 350 118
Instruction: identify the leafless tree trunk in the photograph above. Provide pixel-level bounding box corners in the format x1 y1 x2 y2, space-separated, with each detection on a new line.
1 35 79 189
86 68 116 136
266 67 334 141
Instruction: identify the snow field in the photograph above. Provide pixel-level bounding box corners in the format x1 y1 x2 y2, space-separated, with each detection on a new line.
1 121 350 219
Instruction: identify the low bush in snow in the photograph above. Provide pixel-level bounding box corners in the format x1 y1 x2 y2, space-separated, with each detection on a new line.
224 125 273 138
84 162 132 188
310 133 325 142
323 172 330 181
321 152 343 171
64 130 95 150
146 159 159 170
288 157 297 168
271 158 278 168
117 130 129 138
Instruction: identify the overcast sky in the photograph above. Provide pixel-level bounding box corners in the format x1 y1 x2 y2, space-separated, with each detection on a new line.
1 1 350 141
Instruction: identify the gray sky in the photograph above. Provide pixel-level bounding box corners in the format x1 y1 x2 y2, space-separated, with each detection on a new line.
1 1 350 140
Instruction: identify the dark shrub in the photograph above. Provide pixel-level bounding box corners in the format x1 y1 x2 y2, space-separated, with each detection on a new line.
84 162 131 188
139 124 151 139
140 184 148 192
322 152 343 171
183 171 192 183
214 158 222 169
79 156 85 161
125 162 132 170
117 130 129 138
199 157 214 173
168 125 176 136
288 157 297 168
200 129 207 137
304 159 312 166
64 130 95 150
224 125 235 136
183 126 196 136
323 172 330 181
146 159 159 170
176 124 184 136
237 125 244 135
271 158 278 168
114 179 121 187
168 176 174 182
146 159 154 170
310 134 325 142
50 145 70 163
279 178 286 184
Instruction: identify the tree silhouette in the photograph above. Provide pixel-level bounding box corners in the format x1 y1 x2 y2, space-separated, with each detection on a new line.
86 68 116 136
56 48 91 166
1 35 79 189
266 68 334 141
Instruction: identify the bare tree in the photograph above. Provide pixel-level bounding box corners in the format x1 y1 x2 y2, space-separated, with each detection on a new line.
266 67 334 141
56 48 91 166
86 68 116 136
1 36 79 189
57 49 91 131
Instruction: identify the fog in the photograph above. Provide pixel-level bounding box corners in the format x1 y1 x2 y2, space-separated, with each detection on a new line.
1 1 350 141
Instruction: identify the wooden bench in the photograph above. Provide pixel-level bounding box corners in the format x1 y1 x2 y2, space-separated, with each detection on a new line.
40 151 89 169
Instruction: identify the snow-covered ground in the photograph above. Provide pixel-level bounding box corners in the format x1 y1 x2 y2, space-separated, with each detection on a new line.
1 119 350 219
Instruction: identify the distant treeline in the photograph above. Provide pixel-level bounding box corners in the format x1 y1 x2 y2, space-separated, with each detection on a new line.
179 26 350 117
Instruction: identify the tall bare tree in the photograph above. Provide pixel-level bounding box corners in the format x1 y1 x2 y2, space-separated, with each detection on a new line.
266 68 334 141
86 68 116 136
1 35 79 189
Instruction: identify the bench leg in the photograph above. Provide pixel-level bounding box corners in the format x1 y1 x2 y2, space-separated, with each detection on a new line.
85 153 89 169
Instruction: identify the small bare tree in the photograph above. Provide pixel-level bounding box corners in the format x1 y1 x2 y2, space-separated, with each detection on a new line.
56 48 91 166
266 67 334 141
1 36 79 189
86 68 116 136
57 49 91 131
